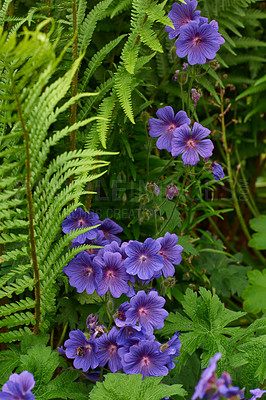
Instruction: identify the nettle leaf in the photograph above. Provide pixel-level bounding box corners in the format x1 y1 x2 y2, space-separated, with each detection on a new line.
194 247 251 297
89 373 187 400
160 288 246 369
0 348 20 385
231 335 266 390
33 370 88 400
242 269 266 314
177 235 199 257
248 215 266 250
19 345 59 386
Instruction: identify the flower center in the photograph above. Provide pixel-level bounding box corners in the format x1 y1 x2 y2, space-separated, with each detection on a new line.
139 307 148 316
167 124 176 133
83 267 92 276
107 269 115 279
78 219 84 227
186 139 195 148
193 36 202 46
141 356 151 367
158 250 167 258
109 344 117 355
140 255 147 262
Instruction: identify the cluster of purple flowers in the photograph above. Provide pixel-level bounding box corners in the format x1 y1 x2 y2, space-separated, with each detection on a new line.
60 290 181 378
0 371 35 400
149 105 225 178
192 352 266 400
165 0 225 65
62 209 183 297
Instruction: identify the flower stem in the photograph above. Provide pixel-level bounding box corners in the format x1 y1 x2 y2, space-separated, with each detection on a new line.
57 322 68 348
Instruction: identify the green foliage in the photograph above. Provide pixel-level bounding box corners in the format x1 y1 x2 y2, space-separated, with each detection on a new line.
0 22 112 341
89 373 187 400
248 215 266 250
160 287 246 369
242 269 266 313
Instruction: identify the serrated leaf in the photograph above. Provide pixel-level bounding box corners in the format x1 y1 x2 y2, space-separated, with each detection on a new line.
242 269 266 313
248 215 266 250
89 373 187 400
115 68 135 123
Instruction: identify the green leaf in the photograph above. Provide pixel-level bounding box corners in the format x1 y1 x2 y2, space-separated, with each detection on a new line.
89 373 187 400
242 269 266 313
160 288 246 368
248 215 266 250
115 67 135 123
75 290 104 305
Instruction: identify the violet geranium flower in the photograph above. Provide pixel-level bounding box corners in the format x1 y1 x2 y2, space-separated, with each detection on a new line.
63 251 101 294
123 238 164 280
95 327 122 373
171 122 214 166
98 218 123 245
160 331 181 370
64 330 99 372
211 163 225 181
94 251 130 298
156 233 183 278
0 371 35 400
166 185 178 200
125 290 168 334
192 352 221 400
62 208 100 244
120 339 169 377
175 18 225 65
149 106 191 152
165 0 201 40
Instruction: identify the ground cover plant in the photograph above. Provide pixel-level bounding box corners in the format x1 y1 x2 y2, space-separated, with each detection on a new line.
0 0 265 399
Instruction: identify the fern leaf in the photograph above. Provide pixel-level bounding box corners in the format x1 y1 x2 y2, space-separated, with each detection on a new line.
145 4 172 27
121 35 140 74
77 0 87 27
139 21 163 53
0 0 13 26
0 327 32 343
96 93 117 148
78 0 114 52
0 298 35 316
81 34 126 89
115 67 135 123
196 76 221 105
0 311 35 329
110 0 132 18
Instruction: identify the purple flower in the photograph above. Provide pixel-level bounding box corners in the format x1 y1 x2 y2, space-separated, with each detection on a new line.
124 238 164 280
98 218 123 245
165 0 201 40
62 208 100 244
95 327 122 372
63 251 101 294
120 339 169 377
64 329 99 371
94 251 130 298
0 371 35 400
191 88 201 105
116 324 145 346
211 163 225 181
57 346 65 355
114 301 130 327
216 372 241 399
171 122 214 165
156 233 183 278
175 18 225 65
192 352 221 400
166 185 178 200
149 106 191 152
250 389 266 400
125 290 168 334
153 183 160 196
160 331 181 370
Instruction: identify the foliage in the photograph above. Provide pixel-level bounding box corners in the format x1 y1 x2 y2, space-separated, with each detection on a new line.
248 215 266 250
242 269 266 313
89 373 187 400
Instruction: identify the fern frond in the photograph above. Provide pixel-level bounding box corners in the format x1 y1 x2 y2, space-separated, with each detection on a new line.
0 0 13 26
0 311 35 329
96 93 117 148
81 34 126 89
139 21 163 52
0 327 32 343
78 0 114 53
0 297 35 317
77 0 87 27
115 67 135 123
110 0 132 17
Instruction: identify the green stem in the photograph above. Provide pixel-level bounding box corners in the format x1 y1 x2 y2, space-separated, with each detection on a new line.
70 0 78 152
235 144 260 218
100 367 104 382
180 83 185 110
50 328 54 350
220 87 265 265
57 322 68 348
8 64 41 334
208 217 236 253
